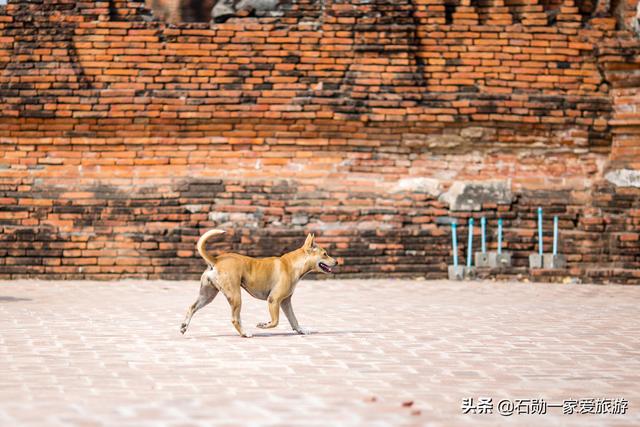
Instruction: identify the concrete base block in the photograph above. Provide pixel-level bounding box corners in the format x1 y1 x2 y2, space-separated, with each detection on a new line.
529 253 543 269
543 253 566 269
495 252 512 268
448 265 466 281
478 252 513 268
449 266 477 280
474 252 491 267
464 266 476 279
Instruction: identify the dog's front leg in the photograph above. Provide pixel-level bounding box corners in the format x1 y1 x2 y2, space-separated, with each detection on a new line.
281 296 310 335
256 295 280 329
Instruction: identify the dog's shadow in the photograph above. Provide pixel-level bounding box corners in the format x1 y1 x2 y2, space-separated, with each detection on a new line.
0 296 32 303
187 330 376 339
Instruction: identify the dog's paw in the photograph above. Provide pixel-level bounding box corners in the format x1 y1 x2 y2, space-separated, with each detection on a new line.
242 332 253 338
295 327 312 335
256 322 269 329
180 324 187 334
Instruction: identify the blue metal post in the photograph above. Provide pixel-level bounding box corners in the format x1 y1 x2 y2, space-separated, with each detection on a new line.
553 216 558 256
451 223 458 267
467 218 474 267
481 217 486 254
537 207 543 255
497 218 503 254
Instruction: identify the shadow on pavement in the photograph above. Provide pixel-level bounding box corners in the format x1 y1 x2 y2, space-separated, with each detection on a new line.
187 330 377 338
0 296 32 302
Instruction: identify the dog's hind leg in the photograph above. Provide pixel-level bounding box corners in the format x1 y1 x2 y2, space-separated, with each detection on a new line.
222 286 252 338
180 272 219 335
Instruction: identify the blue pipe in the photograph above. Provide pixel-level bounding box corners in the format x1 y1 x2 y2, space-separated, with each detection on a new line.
481 217 486 254
537 207 543 256
451 222 458 267
497 218 503 255
553 216 558 256
467 218 474 267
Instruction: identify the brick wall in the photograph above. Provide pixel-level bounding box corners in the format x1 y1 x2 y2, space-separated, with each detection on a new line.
0 0 639 283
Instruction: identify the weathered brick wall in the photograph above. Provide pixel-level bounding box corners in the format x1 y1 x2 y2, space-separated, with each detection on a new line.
0 0 639 283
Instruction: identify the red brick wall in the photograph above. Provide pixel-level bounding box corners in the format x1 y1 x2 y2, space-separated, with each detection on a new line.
0 0 639 283
145 0 216 23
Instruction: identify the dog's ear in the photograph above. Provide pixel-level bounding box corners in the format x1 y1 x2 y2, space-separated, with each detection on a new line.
303 233 315 250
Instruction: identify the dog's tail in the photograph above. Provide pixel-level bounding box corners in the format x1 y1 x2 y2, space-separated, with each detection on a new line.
196 229 225 266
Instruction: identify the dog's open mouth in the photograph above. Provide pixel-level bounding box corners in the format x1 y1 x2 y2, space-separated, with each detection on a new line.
318 262 333 273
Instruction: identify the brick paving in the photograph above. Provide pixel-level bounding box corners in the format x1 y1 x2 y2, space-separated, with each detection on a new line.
0 278 639 426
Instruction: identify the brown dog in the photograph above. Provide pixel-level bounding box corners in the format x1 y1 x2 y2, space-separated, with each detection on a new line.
180 230 338 337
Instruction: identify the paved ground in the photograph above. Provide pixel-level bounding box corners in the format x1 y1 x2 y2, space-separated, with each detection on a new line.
0 278 639 426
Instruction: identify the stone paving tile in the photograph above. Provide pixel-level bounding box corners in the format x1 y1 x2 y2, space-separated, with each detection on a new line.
0 279 639 426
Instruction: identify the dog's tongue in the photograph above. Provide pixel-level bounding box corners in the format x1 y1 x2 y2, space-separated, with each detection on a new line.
320 263 332 273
